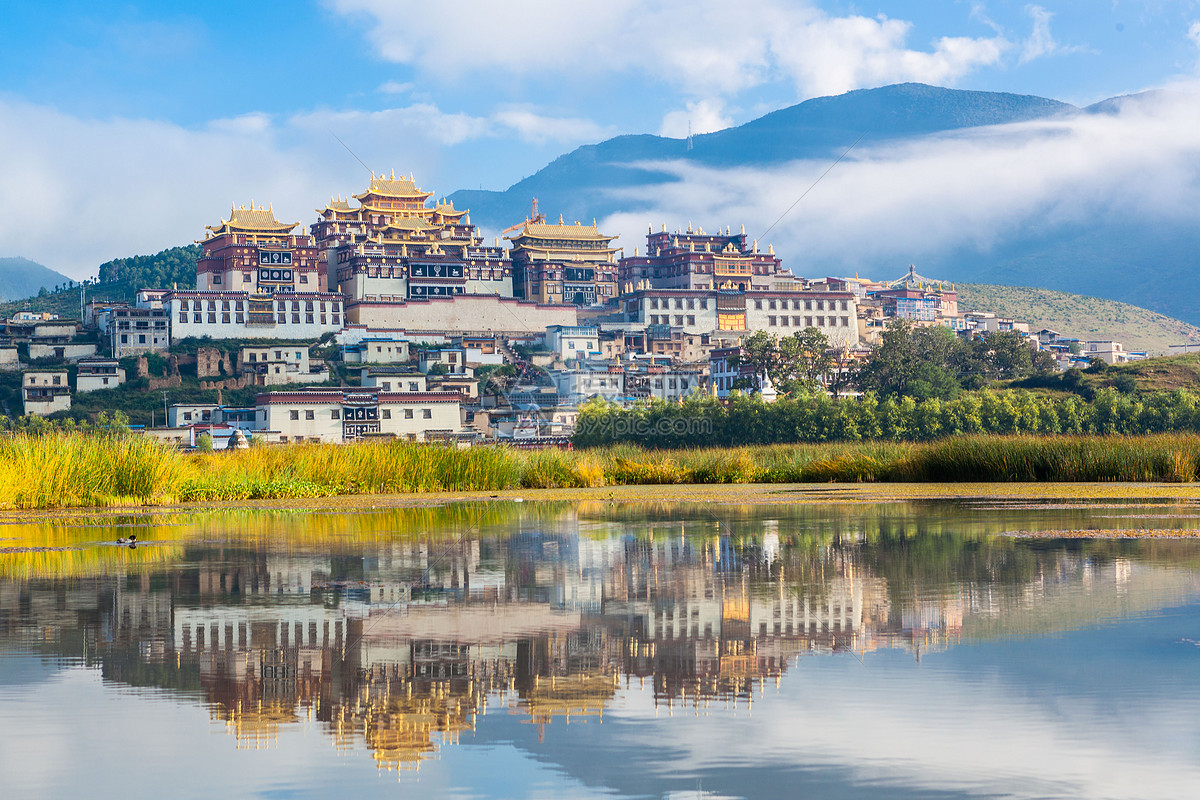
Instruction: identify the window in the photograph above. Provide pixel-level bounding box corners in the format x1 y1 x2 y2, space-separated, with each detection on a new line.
382 382 391 391
213 275 222 284
382 409 391 419
138 334 146 343
305 410 314 420
404 409 414 419
768 316 776 326
120 334 128 343
193 313 202 323
408 382 419 391
793 317 802 327
178 313 187 323
300 274 308 284
289 410 299 420
332 410 340 420
754 300 762 310
687 315 695 325
207 313 216 323
422 409 432 419
52 376 61 385
805 316 813 327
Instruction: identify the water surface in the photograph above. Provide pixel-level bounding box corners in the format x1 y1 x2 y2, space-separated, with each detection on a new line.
2 495 1200 799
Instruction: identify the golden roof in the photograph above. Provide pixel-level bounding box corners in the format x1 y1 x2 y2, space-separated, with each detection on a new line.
509 218 616 243
354 171 433 200
318 197 354 214
433 201 467 219
206 203 298 235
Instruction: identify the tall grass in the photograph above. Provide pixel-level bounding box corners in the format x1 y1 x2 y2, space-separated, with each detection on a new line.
4 432 1200 510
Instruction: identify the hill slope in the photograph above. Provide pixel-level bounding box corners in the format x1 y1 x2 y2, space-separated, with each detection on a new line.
0 257 75 301
955 283 1200 356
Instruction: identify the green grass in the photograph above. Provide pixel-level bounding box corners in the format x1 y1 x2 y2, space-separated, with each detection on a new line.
7 433 1200 510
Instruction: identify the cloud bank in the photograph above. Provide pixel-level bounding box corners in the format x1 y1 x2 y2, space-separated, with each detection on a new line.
600 86 1200 277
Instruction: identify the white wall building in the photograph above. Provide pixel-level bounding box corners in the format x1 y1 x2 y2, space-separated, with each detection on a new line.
165 291 344 341
255 388 462 443
238 345 329 386
23 370 70 415
546 325 600 362
75 357 125 393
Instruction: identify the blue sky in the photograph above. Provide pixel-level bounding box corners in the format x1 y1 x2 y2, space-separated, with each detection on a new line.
4 1 1200 276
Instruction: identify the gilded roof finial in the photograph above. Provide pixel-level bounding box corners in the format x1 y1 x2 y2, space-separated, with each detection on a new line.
559 214 564 224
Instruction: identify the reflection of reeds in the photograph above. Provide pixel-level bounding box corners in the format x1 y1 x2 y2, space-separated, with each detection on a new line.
8 433 1200 511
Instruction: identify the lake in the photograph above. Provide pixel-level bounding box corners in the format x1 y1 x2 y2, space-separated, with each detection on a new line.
3 491 1200 799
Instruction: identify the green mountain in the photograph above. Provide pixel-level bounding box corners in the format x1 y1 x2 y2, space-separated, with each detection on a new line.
449 83 1075 230
0 257 75 302
448 83 1200 326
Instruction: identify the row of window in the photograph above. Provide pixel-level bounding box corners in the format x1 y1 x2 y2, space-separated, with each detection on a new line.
286 408 433 420
648 314 698 326
765 315 852 328
649 297 710 310
178 299 340 312
181 313 341 326
755 298 849 312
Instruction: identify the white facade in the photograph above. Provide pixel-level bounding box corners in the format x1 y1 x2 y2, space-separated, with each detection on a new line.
0 348 17 370
106 306 170 357
28 342 97 362
1084 340 1129 365
360 369 427 393
166 291 344 341
547 325 600 361
75 358 126 393
633 293 719 333
418 348 468 375
552 369 626 405
238 345 329 386
168 404 220 427
744 293 860 346
343 337 410 364
255 388 462 443
23 371 70 415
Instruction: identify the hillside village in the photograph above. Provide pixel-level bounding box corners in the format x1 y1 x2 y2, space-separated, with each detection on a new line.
1 174 1162 447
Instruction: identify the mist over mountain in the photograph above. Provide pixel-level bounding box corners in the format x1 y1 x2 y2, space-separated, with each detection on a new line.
450 83 1200 327
0 257 74 302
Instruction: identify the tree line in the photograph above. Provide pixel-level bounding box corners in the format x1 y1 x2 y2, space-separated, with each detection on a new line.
734 319 1058 399
574 388 1200 448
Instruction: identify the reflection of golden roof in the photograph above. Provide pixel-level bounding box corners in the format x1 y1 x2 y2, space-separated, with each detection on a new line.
206 204 298 236
355 172 433 201
519 673 617 725
220 700 298 749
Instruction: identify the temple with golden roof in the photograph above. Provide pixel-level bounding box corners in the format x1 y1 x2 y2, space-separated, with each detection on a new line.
505 214 619 305
197 203 326 293
311 171 513 303
617 223 799 293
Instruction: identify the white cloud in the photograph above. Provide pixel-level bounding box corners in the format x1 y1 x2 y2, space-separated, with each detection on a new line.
598 87 1200 275
491 109 611 145
0 96 615 276
1189 20 1200 49
329 0 1009 100
659 99 734 139
1021 5 1086 64
377 80 413 95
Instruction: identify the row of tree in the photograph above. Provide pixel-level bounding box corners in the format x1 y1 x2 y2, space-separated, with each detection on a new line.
98 245 201 289
573 388 1200 448
733 320 1058 399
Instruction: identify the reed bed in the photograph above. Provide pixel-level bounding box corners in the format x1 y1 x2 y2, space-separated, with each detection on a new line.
4 432 1200 510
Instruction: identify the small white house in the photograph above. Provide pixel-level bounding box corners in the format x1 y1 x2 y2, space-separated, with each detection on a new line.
75 357 126 393
23 370 70 416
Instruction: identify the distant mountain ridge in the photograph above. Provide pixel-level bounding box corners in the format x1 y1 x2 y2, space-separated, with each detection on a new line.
449 84 1077 230
0 257 74 302
449 83 1200 325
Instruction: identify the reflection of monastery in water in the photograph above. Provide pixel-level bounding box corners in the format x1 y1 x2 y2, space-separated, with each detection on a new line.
3 511 1198 773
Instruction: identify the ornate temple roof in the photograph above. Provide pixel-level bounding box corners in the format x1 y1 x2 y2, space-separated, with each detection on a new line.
317 197 354 214
354 171 433 201
206 204 298 236
509 218 616 243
